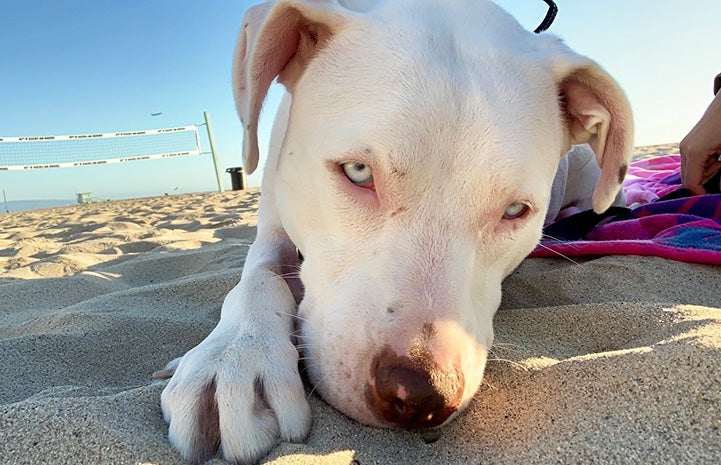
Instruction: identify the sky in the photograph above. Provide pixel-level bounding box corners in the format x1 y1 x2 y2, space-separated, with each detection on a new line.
1 0 720 206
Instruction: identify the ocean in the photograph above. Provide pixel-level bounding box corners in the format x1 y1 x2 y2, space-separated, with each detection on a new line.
2 199 75 213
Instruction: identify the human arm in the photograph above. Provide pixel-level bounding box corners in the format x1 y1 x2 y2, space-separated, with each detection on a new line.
680 75 721 195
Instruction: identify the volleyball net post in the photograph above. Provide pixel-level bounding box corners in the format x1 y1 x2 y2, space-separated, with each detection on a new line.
203 111 224 193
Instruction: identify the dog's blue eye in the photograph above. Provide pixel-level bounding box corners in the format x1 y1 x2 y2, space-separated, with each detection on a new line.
341 162 374 187
503 202 528 220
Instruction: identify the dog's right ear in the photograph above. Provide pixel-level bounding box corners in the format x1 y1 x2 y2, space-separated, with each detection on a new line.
234 0 347 174
537 36 634 214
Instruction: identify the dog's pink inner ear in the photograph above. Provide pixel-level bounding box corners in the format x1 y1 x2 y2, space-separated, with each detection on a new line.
252 9 333 91
561 76 611 159
277 16 334 87
234 3 339 174
559 69 632 213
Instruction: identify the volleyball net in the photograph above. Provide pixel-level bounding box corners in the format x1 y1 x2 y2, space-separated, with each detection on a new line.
0 125 201 170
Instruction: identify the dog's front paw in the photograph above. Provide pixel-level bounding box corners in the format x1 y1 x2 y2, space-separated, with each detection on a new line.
159 332 311 464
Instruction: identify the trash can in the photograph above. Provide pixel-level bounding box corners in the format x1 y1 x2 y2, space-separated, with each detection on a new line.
226 167 245 191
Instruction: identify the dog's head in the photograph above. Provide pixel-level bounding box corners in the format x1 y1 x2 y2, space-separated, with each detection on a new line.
235 0 632 429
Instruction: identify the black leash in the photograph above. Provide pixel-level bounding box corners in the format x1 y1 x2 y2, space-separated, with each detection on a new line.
534 0 558 33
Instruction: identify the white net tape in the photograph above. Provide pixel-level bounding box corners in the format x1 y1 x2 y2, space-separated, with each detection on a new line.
0 126 201 170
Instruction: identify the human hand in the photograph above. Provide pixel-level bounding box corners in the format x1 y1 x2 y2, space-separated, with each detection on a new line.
680 90 721 195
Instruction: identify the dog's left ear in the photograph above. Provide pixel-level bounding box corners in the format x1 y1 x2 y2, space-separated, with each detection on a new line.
542 38 634 213
234 0 348 174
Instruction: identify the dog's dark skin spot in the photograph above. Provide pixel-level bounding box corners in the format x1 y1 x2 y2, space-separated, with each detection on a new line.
390 206 407 217
192 378 221 462
387 302 403 314
390 165 407 178
618 164 628 184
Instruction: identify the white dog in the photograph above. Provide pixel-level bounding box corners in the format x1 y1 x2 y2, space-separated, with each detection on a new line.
157 0 632 463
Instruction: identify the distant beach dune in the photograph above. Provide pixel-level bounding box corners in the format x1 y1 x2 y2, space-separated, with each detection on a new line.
1 165 720 464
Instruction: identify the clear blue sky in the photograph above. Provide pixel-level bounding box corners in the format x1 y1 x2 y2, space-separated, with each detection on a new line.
1 0 719 203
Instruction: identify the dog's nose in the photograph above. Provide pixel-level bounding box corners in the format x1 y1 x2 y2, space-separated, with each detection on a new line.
369 349 464 429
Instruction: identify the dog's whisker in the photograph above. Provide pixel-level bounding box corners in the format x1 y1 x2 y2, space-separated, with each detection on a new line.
541 232 583 247
536 241 583 266
486 356 529 371
490 342 527 358
481 378 498 391
272 271 301 277
491 341 524 351
276 272 301 279
274 310 310 323
487 343 530 371
299 361 321 377
541 233 585 254
541 232 567 242
276 263 302 268
306 372 332 400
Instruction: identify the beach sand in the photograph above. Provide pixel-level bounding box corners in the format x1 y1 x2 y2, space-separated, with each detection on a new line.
1 170 720 464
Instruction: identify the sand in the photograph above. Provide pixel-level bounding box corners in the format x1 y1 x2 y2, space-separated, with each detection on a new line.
1 180 720 464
